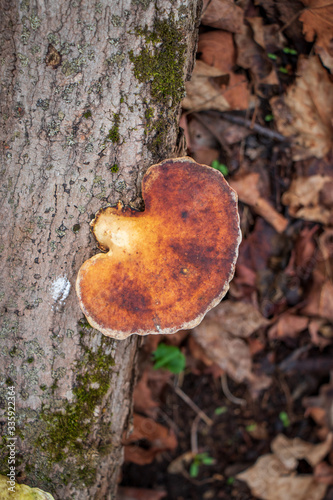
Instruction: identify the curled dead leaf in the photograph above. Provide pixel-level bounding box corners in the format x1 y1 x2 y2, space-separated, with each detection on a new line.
270 56 333 160
300 0 333 72
192 301 270 389
268 313 308 340
201 0 244 33
123 413 177 465
272 433 333 469
182 59 249 112
237 433 333 500
117 487 167 500
282 175 333 225
234 23 279 93
229 172 288 233
314 462 333 486
133 369 160 418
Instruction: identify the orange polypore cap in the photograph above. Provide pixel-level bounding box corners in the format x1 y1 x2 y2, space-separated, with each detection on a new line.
76 157 241 340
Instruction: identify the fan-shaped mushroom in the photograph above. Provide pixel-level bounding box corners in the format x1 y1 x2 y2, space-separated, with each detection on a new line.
76 157 241 339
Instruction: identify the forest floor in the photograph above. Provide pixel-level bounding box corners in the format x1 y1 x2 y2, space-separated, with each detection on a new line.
119 1 333 499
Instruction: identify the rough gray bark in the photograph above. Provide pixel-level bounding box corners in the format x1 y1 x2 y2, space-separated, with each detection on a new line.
0 0 201 498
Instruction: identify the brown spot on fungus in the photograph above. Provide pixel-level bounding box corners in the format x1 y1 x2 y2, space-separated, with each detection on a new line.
76 157 241 340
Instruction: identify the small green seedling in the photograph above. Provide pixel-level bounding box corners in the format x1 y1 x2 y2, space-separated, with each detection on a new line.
245 423 257 432
152 343 186 373
279 411 290 428
214 406 228 415
264 114 274 122
190 452 215 478
267 53 277 60
278 66 289 74
227 476 235 485
211 160 229 176
283 47 297 55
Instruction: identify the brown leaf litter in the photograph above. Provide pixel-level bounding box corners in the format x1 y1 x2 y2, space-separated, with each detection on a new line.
270 55 333 160
237 433 333 500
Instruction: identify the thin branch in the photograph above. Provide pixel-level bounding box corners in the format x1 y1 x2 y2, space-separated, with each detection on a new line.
172 384 213 426
221 373 246 406
221 112 287 142
190 414 201 455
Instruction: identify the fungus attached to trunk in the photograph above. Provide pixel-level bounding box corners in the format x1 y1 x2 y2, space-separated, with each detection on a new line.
76 157 241 340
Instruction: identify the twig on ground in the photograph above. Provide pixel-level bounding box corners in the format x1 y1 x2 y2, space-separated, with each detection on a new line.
221 112 287 142
190 414 201 455
171 384 213 426
221 373 246 406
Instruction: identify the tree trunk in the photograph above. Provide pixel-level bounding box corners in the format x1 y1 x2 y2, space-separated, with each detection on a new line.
0 0 201 498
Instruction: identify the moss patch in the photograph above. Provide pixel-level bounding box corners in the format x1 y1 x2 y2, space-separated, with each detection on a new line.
106 113 120 143
34 324 115 487
129 17 186 106
83 109 92 119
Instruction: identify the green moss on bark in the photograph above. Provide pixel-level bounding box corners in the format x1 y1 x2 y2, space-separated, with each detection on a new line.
33 324 115 488
106 113 121 143
129 15 187 157
129 17 186 106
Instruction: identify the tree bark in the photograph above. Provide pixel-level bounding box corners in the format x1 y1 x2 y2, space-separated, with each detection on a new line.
0 0 201 498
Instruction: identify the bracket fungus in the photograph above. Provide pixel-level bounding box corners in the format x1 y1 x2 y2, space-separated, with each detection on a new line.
76 157 241 340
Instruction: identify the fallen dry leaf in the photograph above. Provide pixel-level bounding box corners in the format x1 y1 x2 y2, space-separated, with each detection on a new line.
193 316 252 383
270 56 333 160
229 172 288 233
272 433 333 469
117 487 166 500
315 462 333 485
301 268 333 323
198 30 235 74
204 300 270 338
319 281 333 322
300 0 333 72
304 381 333 437
291 225 319 280
188 335 214 367
237 454 327 500
237 433 333 500
268 313 309 340
282 175 333 225
123 413 177 465
187 115 220 165
191 110 249 146
201 0 244 32
192 301 270 387
234 23 279 91
197 30 249 110
182 59 249 112
247 18 285 53
133 369 160 418
308 319 333 348
183 60 232 112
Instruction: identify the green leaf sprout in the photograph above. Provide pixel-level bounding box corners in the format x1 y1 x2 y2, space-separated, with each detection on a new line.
190 452 215 477
152 343 186 373
211 160 229 176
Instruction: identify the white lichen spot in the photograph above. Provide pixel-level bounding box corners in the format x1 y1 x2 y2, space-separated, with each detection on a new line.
51 276 71 305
